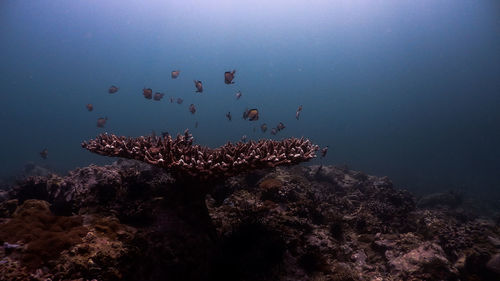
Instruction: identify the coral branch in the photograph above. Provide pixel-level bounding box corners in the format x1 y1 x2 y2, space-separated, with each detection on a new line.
82 130 318 181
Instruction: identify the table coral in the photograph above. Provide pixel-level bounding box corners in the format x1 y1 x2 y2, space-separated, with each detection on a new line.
82 130 318 182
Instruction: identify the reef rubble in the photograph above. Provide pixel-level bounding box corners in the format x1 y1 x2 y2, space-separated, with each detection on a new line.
0 161 499 280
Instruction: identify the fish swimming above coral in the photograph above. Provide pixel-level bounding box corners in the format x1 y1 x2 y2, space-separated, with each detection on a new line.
242 108 259 121
171 70 180 79
39 148 48 159
86 104 93 112
108 85 119 94
276 122 285 131
235 91 242 100
296 105 303 120
143 88 153 99
246 109 259 121
153 92 164 101
189 104 196 114
97 117 107 128
224 70 236 84
321 146 328 158
177 98 183 104
194 80 203 93
226 111 232 121
260 123 267 133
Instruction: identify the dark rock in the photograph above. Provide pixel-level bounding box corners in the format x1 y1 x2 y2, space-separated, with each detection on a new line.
486 253 500 275
0 199 18 218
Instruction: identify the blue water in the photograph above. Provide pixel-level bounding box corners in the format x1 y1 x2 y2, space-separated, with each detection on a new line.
1 0 499 198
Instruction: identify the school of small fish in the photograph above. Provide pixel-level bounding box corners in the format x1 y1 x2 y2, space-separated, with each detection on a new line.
61 69 328 160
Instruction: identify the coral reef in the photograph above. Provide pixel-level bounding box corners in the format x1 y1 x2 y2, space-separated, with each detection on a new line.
0 199 87 270
1 162 499 280
81 130 318 181
0 200 135 281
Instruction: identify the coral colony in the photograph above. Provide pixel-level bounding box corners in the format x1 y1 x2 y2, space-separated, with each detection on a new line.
82 130 318 182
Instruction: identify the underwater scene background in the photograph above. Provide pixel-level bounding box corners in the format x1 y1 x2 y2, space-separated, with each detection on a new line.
1 0 500 199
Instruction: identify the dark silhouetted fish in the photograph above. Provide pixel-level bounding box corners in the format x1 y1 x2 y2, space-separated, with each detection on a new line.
97 117 108 128
194 80 203 93
177 98 183 104
235 91 242 100
276 122 285 131
170 97 174 103
224 70 236 84
296 105 303 120
189 104 196 114
247 109 259 121
243 108 249 120
86 104 93 112
143 88 153 99
321 146 328 158
271 128 277 135
40 148 48 159
108 85 119 94
226 111 232 121
171 70 180 79
161 131 169 138
153 92 165 101
260 123 267 133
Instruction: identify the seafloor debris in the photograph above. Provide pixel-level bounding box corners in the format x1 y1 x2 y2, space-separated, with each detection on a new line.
1 162 499 281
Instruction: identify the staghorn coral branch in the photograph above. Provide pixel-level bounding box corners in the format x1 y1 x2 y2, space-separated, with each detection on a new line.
82 130 318 181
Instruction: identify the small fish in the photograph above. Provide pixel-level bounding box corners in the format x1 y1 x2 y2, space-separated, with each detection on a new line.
226 111 232 121
235 91 242 100
260 123 267 133
241 135 247 142
271 128 277 135
296 105 303 120
224 70 236 84
276 122 285 131
161 131 169 138
97 117 108 128
171 70 180 79
176 98 183 104
108 85 119 94
321 146 329 158
143 88 153 99
153 92 165 101
243 108 249 120
40 148 48 159
247 109 259 121
86 104 93 112
194 121 198 128
189 104 196 114
194 80 203 93
170 97 174 103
